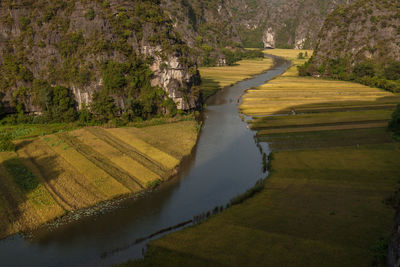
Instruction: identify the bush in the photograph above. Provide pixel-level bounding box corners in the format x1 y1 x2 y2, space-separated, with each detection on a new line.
353 62 375 78
4 158 39 191
0 133 15 152
384 62 400 80
85 8 95 20
388 104 400 134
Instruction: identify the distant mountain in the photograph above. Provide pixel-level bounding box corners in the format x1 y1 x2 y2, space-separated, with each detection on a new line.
164 0 352 51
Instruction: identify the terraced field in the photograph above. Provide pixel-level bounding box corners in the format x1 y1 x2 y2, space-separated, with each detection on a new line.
0 121 198 239
125 50 400 266
199 58 273 100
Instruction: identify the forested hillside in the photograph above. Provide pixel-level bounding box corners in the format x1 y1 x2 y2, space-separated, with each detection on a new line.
0 0 353 122
300 0 400 92
0 0 201 123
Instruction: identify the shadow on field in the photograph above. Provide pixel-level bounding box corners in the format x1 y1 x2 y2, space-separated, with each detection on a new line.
252 97 398 151
0 157 34 239
268 97 399 116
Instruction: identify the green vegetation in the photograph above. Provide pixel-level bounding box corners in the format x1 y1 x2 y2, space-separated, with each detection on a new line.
299 0 400 93
0 133 15 152
0 0 197 127
3 157 39 192
388 104 400 135
299 57 400 93
123 49 400 266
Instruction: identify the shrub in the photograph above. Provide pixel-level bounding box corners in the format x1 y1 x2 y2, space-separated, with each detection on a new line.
384 62 400 80
353 62 375 78
4 158 39 191
0 133 15 152
388 104 400 134
85 8 95 20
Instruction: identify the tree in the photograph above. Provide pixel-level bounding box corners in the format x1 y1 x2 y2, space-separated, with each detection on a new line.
90 92 119 123
51 86 77 122
384 62 400 81
353 62 375 78
388 104 400 134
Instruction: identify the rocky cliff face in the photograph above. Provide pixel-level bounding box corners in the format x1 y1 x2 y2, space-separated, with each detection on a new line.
310 0 400 69
226 0 352 49
160 0 351 63
0 0 201 114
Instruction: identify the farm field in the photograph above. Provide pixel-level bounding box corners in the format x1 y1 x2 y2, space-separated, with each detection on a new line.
125 49 400 266
199 57 273 100
0 121 198 239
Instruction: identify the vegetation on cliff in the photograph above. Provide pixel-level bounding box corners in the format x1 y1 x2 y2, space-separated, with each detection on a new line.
299 0 400 93
0 0 200 124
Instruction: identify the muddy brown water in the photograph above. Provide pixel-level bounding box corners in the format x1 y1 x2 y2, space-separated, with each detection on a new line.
0 56 290 267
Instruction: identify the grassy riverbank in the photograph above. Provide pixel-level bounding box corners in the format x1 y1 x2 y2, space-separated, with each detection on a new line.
200 57 273 100
123 49 400 266
0 120 198 239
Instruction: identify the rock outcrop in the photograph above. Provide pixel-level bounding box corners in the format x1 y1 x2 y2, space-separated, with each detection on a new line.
263 28 275 48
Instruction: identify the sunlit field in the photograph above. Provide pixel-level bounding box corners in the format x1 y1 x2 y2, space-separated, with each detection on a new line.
0 121 198 239
199 58 273 100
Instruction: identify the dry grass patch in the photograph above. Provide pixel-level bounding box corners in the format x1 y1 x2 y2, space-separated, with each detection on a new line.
105 128 179 170
200 58 273 99
16 138 105 209
71 129 160 187
46 135 130 199
241 77 398 116
124 121 198 160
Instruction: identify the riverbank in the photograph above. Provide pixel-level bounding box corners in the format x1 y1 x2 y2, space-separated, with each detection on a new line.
123 49 400 266
0 120 199 240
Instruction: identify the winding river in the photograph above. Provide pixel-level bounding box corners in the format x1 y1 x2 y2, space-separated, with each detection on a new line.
0 55 290 267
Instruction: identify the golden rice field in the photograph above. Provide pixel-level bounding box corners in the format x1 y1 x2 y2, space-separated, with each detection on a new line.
199 58 273 100
240 50 399 116
0 121 198 239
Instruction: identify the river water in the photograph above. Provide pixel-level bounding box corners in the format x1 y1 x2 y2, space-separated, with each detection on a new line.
0 56 290 267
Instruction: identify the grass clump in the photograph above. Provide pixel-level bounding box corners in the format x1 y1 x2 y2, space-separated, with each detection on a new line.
3 158 39 192
147 179 162 189
0 133 15 151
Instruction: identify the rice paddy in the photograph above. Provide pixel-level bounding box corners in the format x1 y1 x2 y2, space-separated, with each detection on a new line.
125 49 400 266
199 58 273 100
0 121 198 239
